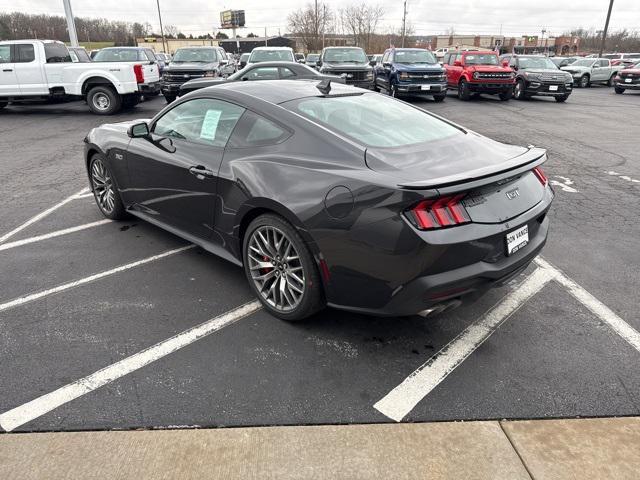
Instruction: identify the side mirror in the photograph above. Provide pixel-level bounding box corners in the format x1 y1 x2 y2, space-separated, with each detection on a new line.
316 60 322 67
152 135 176 153
219 59 227 65
454 60 462 67
383 62 391 68
502 60 509 67
369 60 376 66
512 64 518 71
128 122 149 138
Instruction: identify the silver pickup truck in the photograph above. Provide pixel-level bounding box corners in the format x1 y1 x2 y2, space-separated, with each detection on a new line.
0 39 151 114
561 58 622 88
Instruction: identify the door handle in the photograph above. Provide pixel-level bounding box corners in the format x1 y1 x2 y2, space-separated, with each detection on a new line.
2 69 13 72
189 166 215 178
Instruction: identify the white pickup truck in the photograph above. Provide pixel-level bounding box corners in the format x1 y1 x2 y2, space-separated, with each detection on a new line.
0 40 153 114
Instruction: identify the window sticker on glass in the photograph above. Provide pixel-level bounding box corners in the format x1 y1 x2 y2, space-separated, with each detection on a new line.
200 109 221 141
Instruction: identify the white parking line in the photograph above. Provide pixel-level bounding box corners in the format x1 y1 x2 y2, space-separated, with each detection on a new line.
0 219 112 253
0 245 194 313
0 300 262 432
535 257 640 352
0 187 89 244
373 267 553 422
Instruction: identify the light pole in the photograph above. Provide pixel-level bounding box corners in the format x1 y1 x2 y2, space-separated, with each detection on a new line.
156 0 167 53
599 0 615 57
62 0 79 47
401 0 407 48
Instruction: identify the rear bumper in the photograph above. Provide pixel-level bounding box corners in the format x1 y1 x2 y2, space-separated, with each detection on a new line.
161 83 182 95
138 82 160 93
323 187 553 317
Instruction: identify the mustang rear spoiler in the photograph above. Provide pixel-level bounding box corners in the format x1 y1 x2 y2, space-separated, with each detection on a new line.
397 147 547 190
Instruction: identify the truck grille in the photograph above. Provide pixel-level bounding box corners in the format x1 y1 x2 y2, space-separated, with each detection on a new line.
333 71 368 82
163 71 206 83
620 72 638 78
475 72 512 79
406 72 444 83
540 73 566 82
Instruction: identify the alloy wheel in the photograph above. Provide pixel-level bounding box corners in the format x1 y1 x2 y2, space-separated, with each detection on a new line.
247 225 306 312
91 158 115 213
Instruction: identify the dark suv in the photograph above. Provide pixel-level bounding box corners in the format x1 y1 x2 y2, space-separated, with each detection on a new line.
501 54 574 102
374 48 447 101
317 47 374 89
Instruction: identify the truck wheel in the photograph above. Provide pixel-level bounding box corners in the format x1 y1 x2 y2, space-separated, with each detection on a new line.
164 94 176 103
87 86 121 115
0 101 7 110
372 77 380 92
555 95 569 103
387 84 397 97
606 74 616 87
458 79 471 100
579 75 590 88
614 86 625 94
432 93 446 102
122 95 140 109
499 88 513 101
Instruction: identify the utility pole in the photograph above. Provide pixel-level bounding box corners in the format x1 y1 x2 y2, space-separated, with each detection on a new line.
599 0 615 57
156 0 167 53
265 27 268 46
62 0 79 47
315 0 319 51
401 0 407 48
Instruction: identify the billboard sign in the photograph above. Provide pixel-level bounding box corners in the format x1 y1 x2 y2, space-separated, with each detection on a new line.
220 10 245 29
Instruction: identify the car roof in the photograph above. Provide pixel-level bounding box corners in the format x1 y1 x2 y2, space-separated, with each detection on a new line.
206 79 364 104
252 46 292 50
242 61 301 67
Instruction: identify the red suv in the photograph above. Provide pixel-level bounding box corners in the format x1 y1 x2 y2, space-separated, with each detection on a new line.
443 51 516 100
613 61 640 94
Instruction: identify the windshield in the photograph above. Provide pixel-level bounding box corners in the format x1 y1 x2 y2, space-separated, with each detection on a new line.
240 53 250 61
93 48 146 62
394 49 437 64
571 59 596 67
249 49 294 62
306 54 319 62
323 48 367 63
464 53 499 65
518 57 558 69
172 48 218 63
603 54 620 59
286 93 460 148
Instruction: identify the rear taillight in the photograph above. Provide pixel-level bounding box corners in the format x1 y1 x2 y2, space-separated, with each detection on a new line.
133 64 144 84
407 194 470 230
532 166 548 186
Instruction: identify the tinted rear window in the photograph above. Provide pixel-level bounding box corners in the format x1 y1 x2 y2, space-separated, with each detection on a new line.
93 49 146 62
44 43 71 63
286 93 460 148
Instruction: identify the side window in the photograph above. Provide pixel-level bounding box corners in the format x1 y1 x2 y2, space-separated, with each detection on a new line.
382 51 390 63
600 59 609 67
44 43 72 63
144 49 156 62
280 67 296 78
509 56 517 67
242 67 279 80
69 51 79 62
443 53 450 64
15 44 35 63
153 98 245 148
0 45 10 63
229 111 290 148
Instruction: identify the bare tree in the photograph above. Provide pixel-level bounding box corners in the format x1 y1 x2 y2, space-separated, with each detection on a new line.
339 3 384 52
287 2 333 52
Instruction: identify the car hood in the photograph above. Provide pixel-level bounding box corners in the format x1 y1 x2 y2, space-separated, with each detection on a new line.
467 65 511 73
365 130 545 188
322 63 371 70
521 68 567 74
561 65 589 72
166 62 219 71
183 78 228 88
393 63 443 72
620 68 640 74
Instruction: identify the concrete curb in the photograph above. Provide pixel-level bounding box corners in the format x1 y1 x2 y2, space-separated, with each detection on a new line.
1 417 638 479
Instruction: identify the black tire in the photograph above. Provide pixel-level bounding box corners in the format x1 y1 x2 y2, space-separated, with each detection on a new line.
0 101 7 109
458 79 471 100
606 74 615 87
499 88 513 101
88 154 128 220
432 93 446 102
164 94 177 103
555 95 569 103
387 84 397 97
579 75 590 88
87 85 121 115
243 214 325 321
514 79 526 100
372 77 380 92
615 86 625 94
122 95 140 109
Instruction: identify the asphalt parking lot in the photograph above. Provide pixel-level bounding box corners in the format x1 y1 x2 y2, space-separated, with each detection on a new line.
0 86 638 433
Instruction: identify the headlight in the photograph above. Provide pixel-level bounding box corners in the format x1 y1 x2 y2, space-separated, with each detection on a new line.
399 72 409 80
439 73 447 81
203 71 217 77
472 72 479 79
509 72 516 78
366 72 373 80
525 72 541 81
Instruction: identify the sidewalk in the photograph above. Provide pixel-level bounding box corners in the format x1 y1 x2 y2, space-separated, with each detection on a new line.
1 417 638 479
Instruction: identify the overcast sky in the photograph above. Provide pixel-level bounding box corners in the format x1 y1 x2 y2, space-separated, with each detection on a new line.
2 0 639 37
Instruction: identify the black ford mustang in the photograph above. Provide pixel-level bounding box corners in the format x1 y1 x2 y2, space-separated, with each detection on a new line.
84 80 553 321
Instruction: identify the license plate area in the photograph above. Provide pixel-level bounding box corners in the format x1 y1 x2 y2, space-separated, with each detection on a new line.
625 78 632 83
549 85 559 91
506 224 529 256
420 85 431 90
